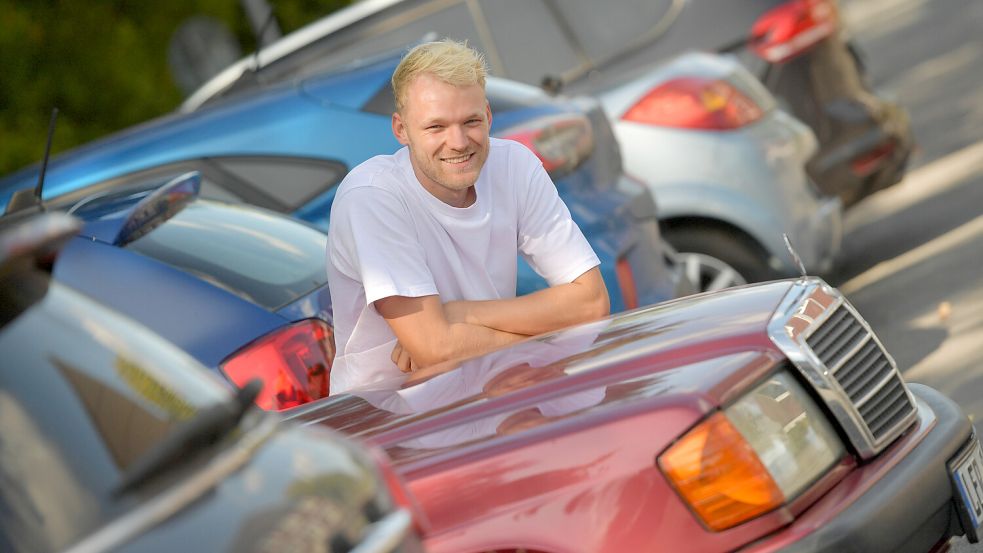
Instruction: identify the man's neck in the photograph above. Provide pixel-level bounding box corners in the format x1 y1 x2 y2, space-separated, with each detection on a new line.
443 186 476 208
413 168 476 208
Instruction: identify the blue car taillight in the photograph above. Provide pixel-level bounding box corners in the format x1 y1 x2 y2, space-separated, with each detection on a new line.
221 319 334 411
616 256 639 310
500 113 594 177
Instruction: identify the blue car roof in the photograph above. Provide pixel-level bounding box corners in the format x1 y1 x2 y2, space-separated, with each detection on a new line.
0 53 562 212
0 56 399 207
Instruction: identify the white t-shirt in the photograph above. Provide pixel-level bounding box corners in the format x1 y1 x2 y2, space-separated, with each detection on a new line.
327 137 600 394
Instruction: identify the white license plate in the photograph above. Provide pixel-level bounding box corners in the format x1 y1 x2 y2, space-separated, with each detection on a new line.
951 438 983 541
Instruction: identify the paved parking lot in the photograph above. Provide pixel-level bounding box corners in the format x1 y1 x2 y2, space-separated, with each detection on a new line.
836 0 983 548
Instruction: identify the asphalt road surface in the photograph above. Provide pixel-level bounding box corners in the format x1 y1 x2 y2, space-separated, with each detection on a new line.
831 0 983 549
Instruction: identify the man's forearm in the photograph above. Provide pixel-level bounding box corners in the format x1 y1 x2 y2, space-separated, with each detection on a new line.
432 321 527 366
399 321 526 370
378 293 529 371
377 269 607 373
446 267 609 336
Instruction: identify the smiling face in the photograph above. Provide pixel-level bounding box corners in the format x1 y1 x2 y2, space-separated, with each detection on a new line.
392 73 492 207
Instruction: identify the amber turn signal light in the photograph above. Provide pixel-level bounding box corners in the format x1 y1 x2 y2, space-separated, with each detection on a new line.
658 412 784 531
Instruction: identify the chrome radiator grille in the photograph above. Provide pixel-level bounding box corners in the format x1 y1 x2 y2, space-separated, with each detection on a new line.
769 278 917 459
806 305 915 442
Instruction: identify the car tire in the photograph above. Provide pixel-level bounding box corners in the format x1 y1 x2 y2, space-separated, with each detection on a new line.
664 226 773 292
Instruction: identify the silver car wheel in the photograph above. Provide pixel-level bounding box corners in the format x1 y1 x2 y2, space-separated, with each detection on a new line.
680 251 747 292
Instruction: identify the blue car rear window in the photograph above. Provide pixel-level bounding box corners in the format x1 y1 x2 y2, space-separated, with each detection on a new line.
126 201 328 310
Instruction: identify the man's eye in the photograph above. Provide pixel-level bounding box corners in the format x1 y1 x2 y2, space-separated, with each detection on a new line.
427 125 442 130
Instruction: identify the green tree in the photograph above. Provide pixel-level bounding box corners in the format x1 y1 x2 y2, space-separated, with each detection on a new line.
0 0 350 176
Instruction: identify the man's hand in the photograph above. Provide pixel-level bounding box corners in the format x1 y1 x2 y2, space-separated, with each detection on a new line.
391 341 418 373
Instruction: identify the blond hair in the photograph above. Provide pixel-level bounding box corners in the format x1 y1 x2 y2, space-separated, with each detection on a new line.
392 39 488 112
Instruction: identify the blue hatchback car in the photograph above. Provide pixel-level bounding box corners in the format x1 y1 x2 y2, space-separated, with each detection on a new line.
0 52 679 313
15 169 635 413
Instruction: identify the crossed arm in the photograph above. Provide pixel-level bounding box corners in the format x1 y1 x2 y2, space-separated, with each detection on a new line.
375 266 609 372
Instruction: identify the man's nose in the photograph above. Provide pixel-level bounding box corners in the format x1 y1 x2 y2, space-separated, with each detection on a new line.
446 125 469 150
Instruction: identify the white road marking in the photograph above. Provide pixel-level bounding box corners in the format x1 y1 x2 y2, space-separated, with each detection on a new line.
841 0 930 37
839 140 983 295
881 41 983 105
840 214 983 295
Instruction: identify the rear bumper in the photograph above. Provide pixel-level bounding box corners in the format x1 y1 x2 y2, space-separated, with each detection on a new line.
617 173 678 306
762 36 915 206
806 105 913 206
762 188 841 279
797 193 841 276
742 384 975 553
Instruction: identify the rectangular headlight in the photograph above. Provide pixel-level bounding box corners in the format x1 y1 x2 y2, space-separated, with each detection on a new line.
726 371 844 498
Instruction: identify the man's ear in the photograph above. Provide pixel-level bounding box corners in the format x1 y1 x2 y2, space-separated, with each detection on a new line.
485 101 492 128
392 111 409 145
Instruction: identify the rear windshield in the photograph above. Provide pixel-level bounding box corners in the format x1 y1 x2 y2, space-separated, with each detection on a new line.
127 201 328 310
361 75 547 116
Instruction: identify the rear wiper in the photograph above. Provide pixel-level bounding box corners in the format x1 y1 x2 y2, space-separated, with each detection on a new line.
114 379 264 495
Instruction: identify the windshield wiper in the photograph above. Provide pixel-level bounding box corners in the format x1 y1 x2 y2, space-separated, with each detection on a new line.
114 379 264 495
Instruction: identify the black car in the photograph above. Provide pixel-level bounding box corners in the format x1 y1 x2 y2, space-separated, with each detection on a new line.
182 0 911 207
0 212 425 553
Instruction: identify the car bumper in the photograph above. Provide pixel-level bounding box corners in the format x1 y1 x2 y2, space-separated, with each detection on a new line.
807 110 913 207
741 384 976 553
771 37 915 206
609 172 678 307
615 110 840 279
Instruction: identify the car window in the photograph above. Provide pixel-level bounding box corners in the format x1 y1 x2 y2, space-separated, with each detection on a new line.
545 0 676 64
361 73 548 117
266 2 487 85
56 157 347 215
211 156 347 211
476 0 584 84
126 202 328 310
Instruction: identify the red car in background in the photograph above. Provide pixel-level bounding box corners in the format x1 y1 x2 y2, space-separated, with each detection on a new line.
290 277 980 552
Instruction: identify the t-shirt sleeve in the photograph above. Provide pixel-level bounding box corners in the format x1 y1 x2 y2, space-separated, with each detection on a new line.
328 183 438 304
513 146 601 286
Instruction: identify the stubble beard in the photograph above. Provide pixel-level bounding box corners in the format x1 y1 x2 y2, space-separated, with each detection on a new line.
413 141 489 200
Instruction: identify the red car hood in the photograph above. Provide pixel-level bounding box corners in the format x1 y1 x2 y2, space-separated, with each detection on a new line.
291 280 798 469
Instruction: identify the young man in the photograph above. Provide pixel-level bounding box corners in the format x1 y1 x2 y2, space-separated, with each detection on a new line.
327 39 609 395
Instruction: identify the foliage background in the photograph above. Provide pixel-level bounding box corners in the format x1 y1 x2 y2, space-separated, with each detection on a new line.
0 0 351 176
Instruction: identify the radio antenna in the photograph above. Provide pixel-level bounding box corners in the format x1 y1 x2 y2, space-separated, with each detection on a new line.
4 107 58 216
783 233 808 278
33 107 59 208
